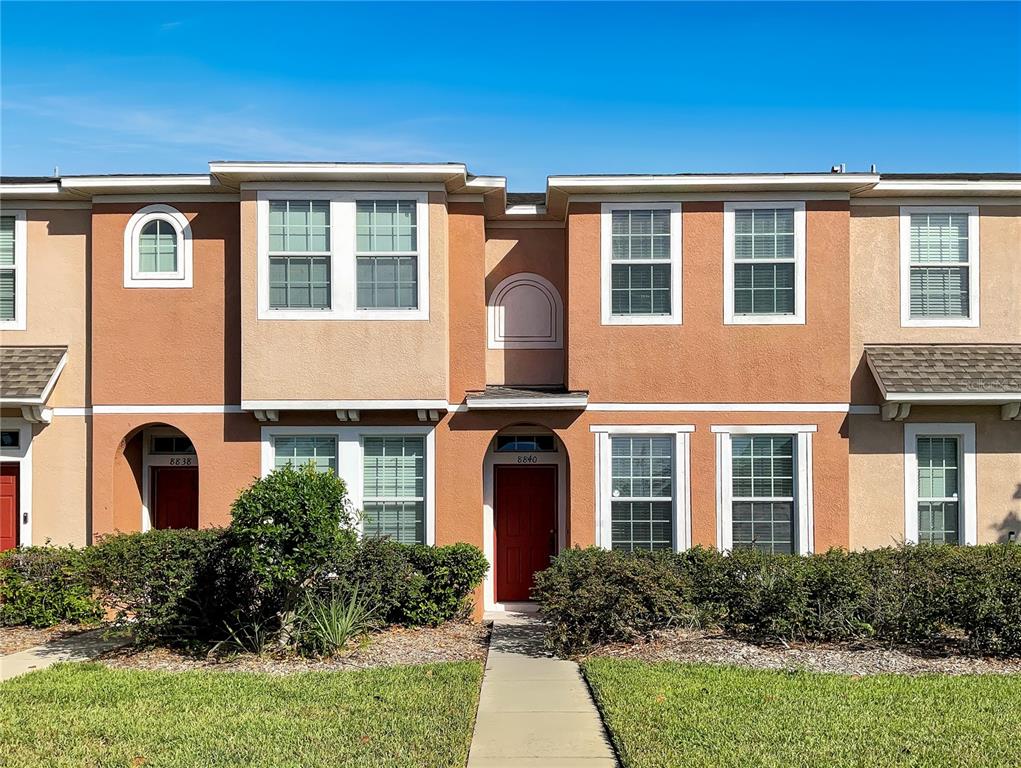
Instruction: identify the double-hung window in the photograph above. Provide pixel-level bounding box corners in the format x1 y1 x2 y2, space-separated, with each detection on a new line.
268 200 331 310
609 435 674 551
600 203 682 325
1 211 26 329
356 200 419 310
904 424 976 545
730 435 796 554
900 207 979 327
362 435 426 544
724 202 806 324
273 435 337 474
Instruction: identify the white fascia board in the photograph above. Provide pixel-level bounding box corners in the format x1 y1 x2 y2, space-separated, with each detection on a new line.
0 183 62 196
61 175 214 189
859 180 1021 197
547 174 879 195
464 176 506 192
241 399 449 411
884 392 1021 404
504 204 548 216
210 162 467 185
466 396 588 410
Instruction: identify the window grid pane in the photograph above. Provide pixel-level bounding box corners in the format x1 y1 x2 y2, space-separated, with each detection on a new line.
731 435 795 554
269 256 330 309
356 200 418 253
611 263 671 316
917 436 961 544
610 436 673 551
356 255 418 309
362 436 426 545
273 436 337 474
0 268 13 321
1 216 16 321
0 216 16 266
268 200 330 253
138 219 178 273
610 209 671 317
733 208 796 316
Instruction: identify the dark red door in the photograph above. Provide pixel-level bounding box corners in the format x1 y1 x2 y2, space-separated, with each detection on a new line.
495 465 557 602
1 464 19 552
152 467 199 530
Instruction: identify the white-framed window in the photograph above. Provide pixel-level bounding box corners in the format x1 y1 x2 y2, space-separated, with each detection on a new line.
257 191 430 321
592 424 693 551
0 209 27 330
122 204 193 288
724 201 806 325
600 202 682 325
260 425 435 545
713 425 815 554
899 207 979 327
903 423 977 545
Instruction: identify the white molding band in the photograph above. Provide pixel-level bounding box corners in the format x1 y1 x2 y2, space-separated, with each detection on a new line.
903 422 977 546
93 404 244 415
589 402 848 413
243 399 447 412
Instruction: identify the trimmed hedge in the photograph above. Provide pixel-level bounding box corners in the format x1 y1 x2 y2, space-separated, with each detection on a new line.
0 546 102 628
534 544 1021 656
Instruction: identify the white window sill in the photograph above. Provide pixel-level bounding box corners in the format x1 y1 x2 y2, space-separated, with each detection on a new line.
602 314 682 326
257 307 429 321
901 316 979 329
725 313 805 326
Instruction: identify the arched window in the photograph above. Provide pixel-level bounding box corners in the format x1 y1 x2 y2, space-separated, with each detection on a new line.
123 204 193 288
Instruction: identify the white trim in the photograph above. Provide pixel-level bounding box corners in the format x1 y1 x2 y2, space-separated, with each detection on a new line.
551 174 879 193
715 426 815 554
487 273 564 349
256 190 430 321
570 191 850 203
242 399 446 412
242 181 446 192
903 422 977 546
723 201 807 325
0 184 62 196
853 196 1021 207
93 404 243 415
589 402 847 413
592 425 693 553
0 418 33 547
466 395 587 410
600 201 683 326
863 180 1021 196
483 433 567 610
1 201 91 210
62 175 213 189
0 209 27 330
140 426 198 532
884 392 1021 405
260 425 436 546
711 424 818 434
96 193 238 203
122 204 193 288
51 407 91 417
213 161 465 178
899 206 979 328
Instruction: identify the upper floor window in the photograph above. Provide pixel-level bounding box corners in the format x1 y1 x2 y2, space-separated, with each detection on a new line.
123 204 193 289
900 207 979 327
268 200 331 310
356 200 418 310
724 202 806 325
257 192 429 321
600 202 682 325
0 210 26 330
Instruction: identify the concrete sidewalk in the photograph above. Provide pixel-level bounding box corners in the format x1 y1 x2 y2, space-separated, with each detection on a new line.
0 629 127 681
467 611 617 768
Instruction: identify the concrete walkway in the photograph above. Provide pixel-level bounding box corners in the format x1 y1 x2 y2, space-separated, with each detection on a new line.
467 611 617 768
0 629 127 681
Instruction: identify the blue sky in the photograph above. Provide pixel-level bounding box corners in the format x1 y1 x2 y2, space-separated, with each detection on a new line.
2 1 1018 189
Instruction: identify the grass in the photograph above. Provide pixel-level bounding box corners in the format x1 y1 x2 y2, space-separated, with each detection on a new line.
583 659 1021 768
0 661 483 768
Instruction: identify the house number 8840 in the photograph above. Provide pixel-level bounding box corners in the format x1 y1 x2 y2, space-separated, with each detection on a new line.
516 455 539 464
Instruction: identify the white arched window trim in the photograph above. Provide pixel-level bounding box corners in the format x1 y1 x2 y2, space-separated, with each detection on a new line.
123 204 193 288
487 272 563 349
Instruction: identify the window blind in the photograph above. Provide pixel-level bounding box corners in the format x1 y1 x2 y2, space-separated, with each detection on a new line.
610 435 674 551
362 436 426 545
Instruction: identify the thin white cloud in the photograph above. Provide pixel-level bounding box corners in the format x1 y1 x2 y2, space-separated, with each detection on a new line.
160 21 184 31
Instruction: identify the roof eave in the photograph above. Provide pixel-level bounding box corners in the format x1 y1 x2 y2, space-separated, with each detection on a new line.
858 180 1021 197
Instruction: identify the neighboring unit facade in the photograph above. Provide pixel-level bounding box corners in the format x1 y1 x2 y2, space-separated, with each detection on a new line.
1 165 1018 611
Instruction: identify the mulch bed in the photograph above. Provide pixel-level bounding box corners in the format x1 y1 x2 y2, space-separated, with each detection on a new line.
0 624 94 656
95 620 491 674
587 628 1021 676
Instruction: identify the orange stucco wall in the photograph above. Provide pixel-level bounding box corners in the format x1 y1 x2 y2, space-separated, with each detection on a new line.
90 202 241 406
447 203 487 402
566 201 852 403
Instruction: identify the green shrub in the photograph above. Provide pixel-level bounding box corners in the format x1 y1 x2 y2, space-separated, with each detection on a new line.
0 546 102 628
294 585 378 656
86 529 226 645
224 464 356 629
533 547 695 655
535 544 1021 657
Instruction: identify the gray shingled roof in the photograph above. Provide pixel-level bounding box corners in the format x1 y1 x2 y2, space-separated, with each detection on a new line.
469 386 587 400
866 344 1021 395
0 346 68 400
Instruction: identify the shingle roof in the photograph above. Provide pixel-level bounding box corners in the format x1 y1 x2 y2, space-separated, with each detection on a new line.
865 344 1021 395
506 193 547 206
0 346 68 400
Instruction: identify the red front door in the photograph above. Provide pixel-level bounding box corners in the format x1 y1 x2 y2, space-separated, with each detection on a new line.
152 467 199 530
495 465 557 602
1 464 19 552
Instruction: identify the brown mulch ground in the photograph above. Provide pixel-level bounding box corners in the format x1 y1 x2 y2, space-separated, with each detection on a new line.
95 620 491 674
0 624 95 656
588 628 1021 676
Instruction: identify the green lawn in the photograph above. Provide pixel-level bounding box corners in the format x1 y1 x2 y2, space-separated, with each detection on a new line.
0 661 483 768
584 659 1021 768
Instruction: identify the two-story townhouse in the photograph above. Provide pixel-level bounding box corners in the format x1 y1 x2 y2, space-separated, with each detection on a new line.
1 165 1017 615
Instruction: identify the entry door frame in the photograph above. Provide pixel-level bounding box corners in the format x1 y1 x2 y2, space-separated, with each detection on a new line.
483 438 566 612
141 427 198 532
0 418 33 547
